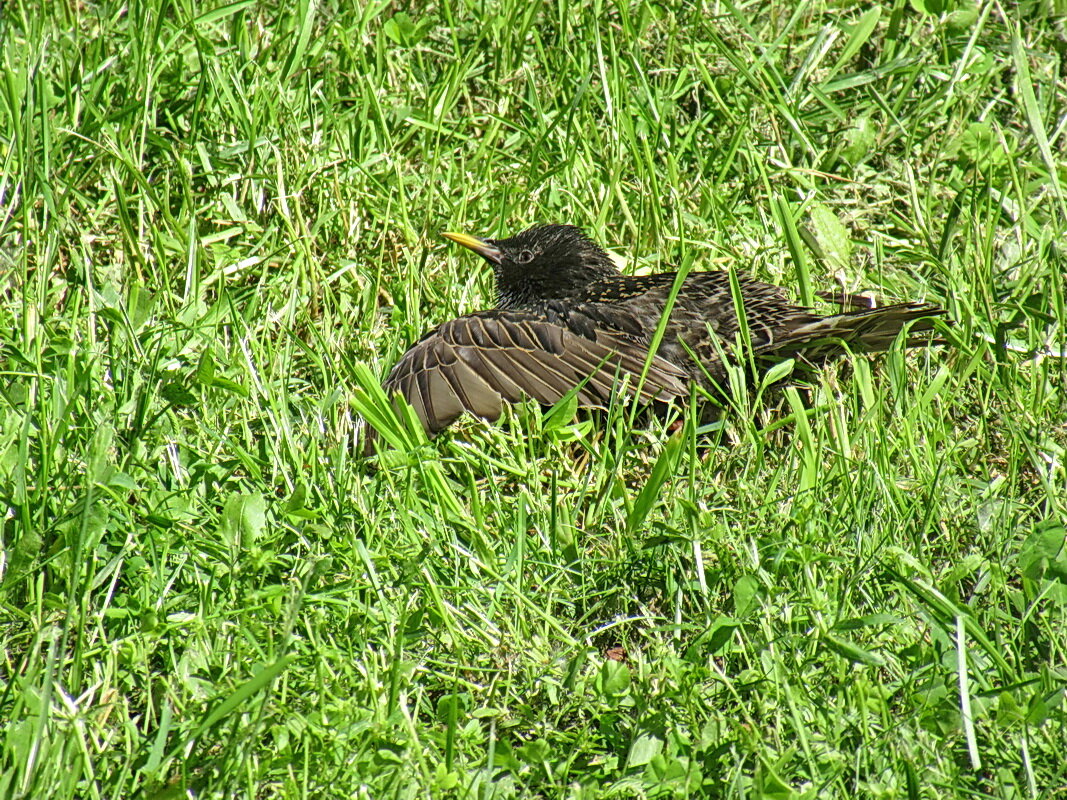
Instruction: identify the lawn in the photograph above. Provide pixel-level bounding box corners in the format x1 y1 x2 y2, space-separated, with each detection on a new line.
2 1 1066 797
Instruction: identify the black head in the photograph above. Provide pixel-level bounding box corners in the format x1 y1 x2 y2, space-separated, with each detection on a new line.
442 224 620 307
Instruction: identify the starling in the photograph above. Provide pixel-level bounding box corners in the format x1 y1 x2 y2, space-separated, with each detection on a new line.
369 224 944 445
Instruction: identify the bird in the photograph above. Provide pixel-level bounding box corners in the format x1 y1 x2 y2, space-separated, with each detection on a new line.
366 224 945 448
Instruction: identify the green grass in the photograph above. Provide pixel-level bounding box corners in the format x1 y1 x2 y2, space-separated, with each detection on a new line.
2 0 1066 797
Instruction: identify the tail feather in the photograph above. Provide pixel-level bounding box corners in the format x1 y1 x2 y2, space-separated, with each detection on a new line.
766 302 946 361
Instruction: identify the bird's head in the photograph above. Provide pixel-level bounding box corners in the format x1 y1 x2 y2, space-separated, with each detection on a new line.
442 224 620 308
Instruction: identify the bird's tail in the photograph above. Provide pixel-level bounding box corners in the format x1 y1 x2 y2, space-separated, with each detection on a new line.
764 302 947 361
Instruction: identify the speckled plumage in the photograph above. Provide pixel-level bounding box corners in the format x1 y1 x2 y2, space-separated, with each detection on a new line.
370 224 945 443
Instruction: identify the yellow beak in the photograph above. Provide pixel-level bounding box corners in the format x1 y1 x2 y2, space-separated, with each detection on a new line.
441 231 503 264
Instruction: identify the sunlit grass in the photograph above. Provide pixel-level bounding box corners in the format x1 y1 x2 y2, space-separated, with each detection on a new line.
1 1 1065 797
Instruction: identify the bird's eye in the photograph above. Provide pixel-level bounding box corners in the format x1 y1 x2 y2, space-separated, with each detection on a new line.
516 249 535 264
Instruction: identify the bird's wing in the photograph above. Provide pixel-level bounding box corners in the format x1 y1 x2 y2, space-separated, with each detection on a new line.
380 310 689 436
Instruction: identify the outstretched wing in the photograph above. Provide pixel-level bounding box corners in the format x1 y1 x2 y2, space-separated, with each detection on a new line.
379 309 690 437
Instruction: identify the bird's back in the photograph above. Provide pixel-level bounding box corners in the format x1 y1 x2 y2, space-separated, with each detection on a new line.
549 270 822 385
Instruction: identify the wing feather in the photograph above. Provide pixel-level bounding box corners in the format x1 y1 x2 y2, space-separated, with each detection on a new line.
377 310 688 439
